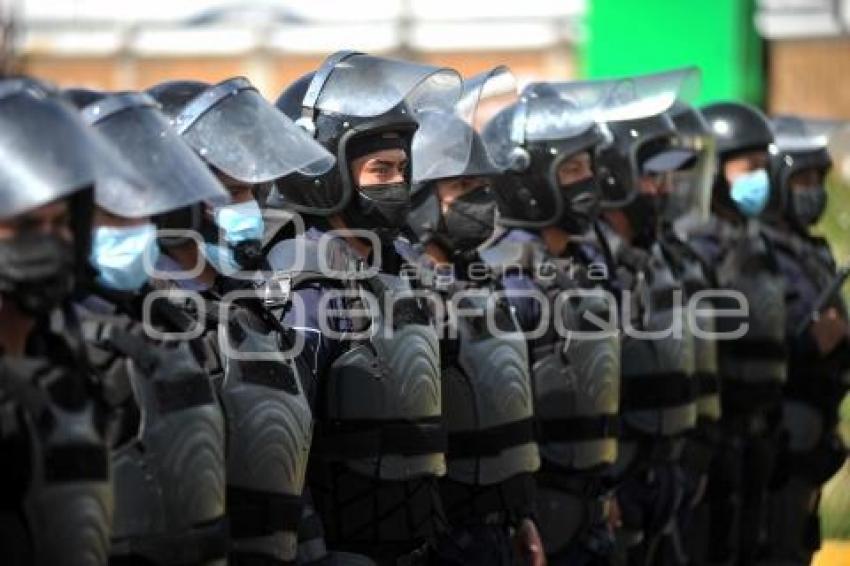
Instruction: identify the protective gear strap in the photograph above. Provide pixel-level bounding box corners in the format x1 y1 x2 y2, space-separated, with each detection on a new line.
228 486 303 538
229 552 293 566
314 417 446 459
620 372 698 411
696 371 720 395
720 338 787 360
446 417 534 458
537 414 620 442
110 516 229 564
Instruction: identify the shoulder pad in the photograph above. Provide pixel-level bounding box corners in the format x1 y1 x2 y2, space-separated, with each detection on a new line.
479 239 542 274
266 236 364 287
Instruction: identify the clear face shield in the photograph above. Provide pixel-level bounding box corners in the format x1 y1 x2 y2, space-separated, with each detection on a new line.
175 77 335 184
595 67 702 208
665 131 716 227
412 66 516 185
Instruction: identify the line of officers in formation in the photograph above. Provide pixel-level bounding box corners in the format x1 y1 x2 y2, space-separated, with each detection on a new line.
0 52 848 566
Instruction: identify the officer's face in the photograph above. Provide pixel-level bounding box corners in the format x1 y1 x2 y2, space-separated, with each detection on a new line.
556 151 593 186
349 148 409 188
436 176 488 213
0 200 72 243
723 150 768 184
789 167 825 192
639 171 674 196
214 171 257 205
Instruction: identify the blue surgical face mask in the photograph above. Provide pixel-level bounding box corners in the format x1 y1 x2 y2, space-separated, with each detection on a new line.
730 168 770 217
90 223 160 292
203 200 265 275
212 200 265 244
201 241 242 276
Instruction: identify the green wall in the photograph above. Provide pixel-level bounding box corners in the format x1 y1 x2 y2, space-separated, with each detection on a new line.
581 0 764 105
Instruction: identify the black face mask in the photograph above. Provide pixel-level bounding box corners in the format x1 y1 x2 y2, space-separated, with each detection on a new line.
625 192 666 248
440 186 497 252
790 186 827 228
345 182 411 243
557 177 600 235
0 234 76 316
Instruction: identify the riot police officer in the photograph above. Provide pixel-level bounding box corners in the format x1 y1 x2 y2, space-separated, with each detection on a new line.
65 88 231 565
405 66 544 566
146 77 328 566
694 101 789 566
760 116 849 565
480 77 624 566
0 77 114 566
659 101 724 566
594 89 700 566
265 51 460 565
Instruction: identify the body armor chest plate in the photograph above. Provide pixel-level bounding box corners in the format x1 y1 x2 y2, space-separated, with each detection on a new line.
617 241 697 438
441 287 539 485
324 273 444 480
531 256 621 471
1 352 113 566
662 234 721 423
714 223 788 387
80 307 227 565
204 297 313 563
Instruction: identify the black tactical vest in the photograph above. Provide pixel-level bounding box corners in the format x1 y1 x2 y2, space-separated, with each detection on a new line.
692 219 788 417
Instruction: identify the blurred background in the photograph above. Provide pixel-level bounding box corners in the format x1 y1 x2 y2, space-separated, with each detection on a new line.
1 2 850 561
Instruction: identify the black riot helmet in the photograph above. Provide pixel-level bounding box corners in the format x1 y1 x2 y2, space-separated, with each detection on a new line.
64 88 229 220
598 111 698 247
700 101 774 217
597 112 693 205
408 66 512 252
701 101 773 159
270 51 463 240
483 67 700 231
767 115 834 230
147 77 333 271
663 100 716 229
0 78 113 314
481 84 604 231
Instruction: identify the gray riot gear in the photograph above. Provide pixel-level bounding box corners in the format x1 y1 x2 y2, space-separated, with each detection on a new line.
478 236 621 557
214 302 312 564
1 347 113 566
660 232 721 426
438 287 539 524
265 236 446 556
606 232 697 447
688 217 788 565
154 288 313 565
78 304 228 565
712 225 787 403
